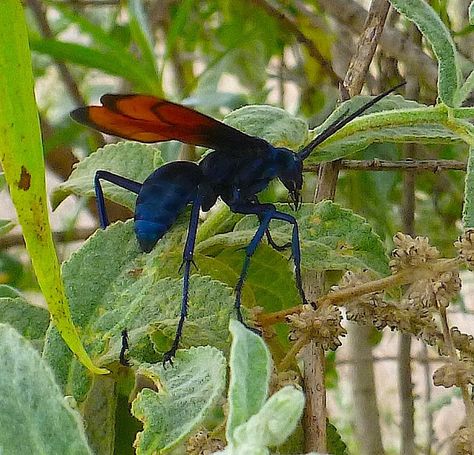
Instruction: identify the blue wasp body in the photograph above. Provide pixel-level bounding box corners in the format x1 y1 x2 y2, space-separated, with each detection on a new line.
71 83 403 365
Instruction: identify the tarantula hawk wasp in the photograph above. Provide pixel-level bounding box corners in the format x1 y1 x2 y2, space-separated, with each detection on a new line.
71 82 404 366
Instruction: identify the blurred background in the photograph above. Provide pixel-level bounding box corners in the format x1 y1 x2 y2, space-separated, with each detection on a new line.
1 0 474 453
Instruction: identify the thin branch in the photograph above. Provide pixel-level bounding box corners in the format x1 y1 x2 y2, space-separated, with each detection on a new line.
342 0 391 96
304 159 467 173
251 0 342 86
0 228 96 249
257 258 461 326
48 0 119 5
336 355 446 365
293 0 438 92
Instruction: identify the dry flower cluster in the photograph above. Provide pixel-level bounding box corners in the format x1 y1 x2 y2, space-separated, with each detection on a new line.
186 429 225 455
279 231 474 453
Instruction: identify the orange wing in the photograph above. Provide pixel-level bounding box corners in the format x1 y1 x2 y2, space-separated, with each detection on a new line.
71 94 265 152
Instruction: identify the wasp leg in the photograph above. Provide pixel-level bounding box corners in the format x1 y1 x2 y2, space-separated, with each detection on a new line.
94 170 141 228
162 197 201 368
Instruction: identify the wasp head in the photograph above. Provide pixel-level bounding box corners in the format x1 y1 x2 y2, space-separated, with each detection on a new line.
274 147 303 211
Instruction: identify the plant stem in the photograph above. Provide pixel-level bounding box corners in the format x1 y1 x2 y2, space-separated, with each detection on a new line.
257 259 462 326
438 306 474 453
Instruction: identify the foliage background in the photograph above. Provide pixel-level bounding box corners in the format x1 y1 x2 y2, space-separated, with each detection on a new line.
1 0 474 454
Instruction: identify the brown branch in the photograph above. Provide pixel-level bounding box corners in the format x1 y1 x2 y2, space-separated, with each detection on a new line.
342 0 391 96
48 0 119 5
293 0 438 92
399 47 420 455
304 159 467 173
0 228 96 249
251 0 342 86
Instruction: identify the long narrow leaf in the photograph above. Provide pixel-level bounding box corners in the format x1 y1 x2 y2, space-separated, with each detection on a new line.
30 36 158 93
463 146 474 228
0 0 107 375
388 0 461 106
127 0 160 91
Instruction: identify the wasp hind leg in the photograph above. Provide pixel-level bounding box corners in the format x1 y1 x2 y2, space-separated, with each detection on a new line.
162 197 201 367
94 170 142 228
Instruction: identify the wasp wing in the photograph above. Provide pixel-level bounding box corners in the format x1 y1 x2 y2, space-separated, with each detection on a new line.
71 94 266 153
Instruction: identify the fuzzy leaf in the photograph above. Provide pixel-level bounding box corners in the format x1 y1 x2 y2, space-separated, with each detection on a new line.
308 99 461 163
223 105 308 149
52 142 162 209
0 295 49 341
205 201 390 276
131 346 226 454
388 0 461 106
226 320 272 444
43 220 234 400
0 324 92 454
463 146 474 229
232 386 304 449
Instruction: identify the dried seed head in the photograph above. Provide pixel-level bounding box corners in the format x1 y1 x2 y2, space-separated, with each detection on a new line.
333 271 384 323
288 304 346 351
433 361 474 388
402 270 461 310
455 229 474 270
390 233 439 273
451 327 474 357
186 429 225 455
453 426 474 455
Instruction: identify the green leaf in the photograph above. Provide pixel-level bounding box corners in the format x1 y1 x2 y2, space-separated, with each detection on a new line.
127 0 159 88
131 346 226 454
388 0 461 106
231 386 304 450
209 202 390 276
47 1 127 52
197 245 299 313
0 0 105 374
196 201 243 243
52 142 162 210
223 105 308 149
29 36 158 93
226 320 272 444
463 146 474 228
44 220 234 400
0 285 23 299
458 70 474 107
327 420 348 455
0 295 49 342
0 324 92 454
308 98 462 163
0 219 15 236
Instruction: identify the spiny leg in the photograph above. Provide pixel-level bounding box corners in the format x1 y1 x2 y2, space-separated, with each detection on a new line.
94 170 142 228
270 211 310 306
234 214 273 328
162 197 201 367
230 201 279 329
234 204 311 317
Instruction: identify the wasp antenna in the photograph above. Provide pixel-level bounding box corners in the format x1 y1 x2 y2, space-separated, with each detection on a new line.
297 81 406 161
